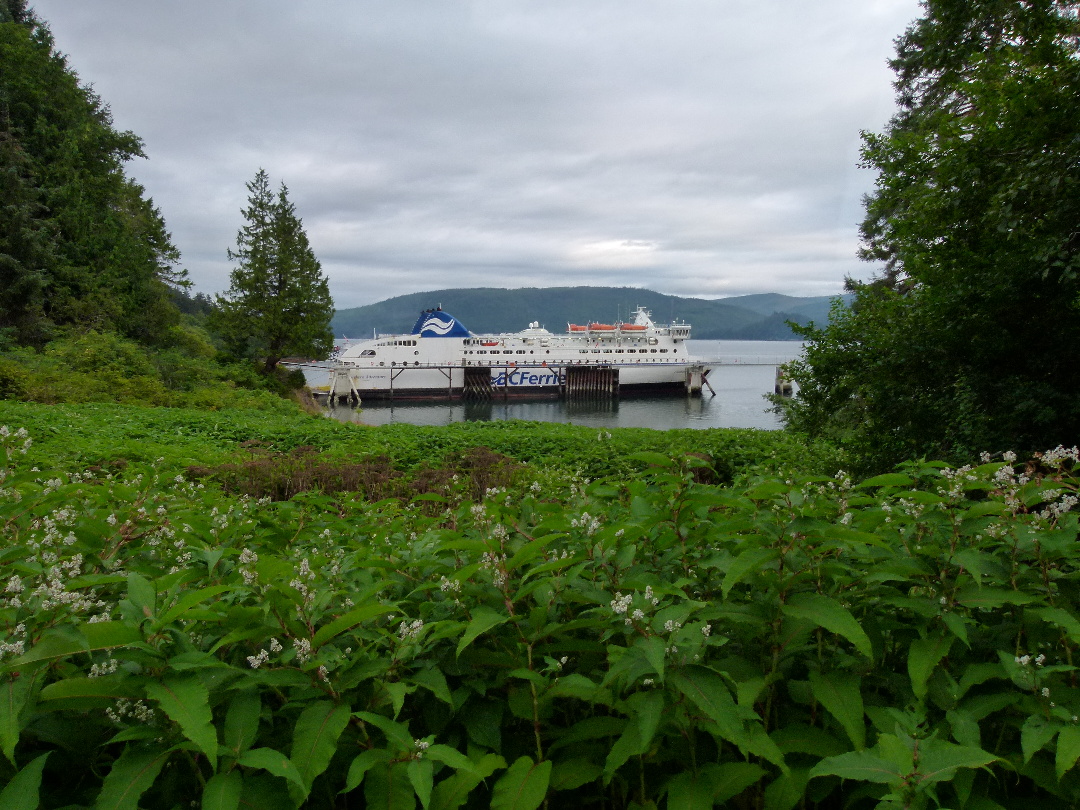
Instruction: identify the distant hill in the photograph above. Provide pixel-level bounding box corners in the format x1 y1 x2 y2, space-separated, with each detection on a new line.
331 287 849 341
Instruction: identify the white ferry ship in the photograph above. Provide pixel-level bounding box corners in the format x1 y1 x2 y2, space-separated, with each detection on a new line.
324 306 713 401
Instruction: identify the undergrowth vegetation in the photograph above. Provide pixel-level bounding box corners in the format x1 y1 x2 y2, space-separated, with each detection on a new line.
1 409 1079 809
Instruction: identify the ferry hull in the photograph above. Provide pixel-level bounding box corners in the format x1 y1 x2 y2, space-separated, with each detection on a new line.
324 363 699 401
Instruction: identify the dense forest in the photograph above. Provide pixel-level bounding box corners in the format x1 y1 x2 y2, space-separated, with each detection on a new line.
3 1 1080 806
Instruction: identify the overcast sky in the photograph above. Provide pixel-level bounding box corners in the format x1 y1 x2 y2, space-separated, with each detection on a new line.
31 0 921 309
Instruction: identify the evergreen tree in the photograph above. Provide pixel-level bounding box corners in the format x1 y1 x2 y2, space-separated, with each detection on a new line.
779 0 1080 470
213 169 334 372
0 2 186 345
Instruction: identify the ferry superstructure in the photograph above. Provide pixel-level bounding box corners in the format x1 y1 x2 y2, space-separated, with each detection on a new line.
325 306 712 401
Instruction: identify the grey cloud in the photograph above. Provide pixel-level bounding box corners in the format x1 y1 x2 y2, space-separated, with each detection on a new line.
32 0 920 307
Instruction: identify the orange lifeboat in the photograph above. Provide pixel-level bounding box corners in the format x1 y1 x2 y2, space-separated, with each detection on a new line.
589 323 616 331
568 324 587 333
620 324 647 332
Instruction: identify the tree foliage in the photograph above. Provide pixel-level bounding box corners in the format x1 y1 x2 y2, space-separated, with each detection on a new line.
0 2 185 346
780 0 1080 472
213 169 334 372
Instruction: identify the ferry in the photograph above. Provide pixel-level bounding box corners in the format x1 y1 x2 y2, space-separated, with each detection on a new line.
323 306 713 401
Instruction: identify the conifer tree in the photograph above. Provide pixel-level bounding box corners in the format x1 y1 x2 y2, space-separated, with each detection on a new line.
213 169 334 372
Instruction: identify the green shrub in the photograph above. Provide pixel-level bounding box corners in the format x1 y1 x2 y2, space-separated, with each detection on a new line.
0 421 1077 807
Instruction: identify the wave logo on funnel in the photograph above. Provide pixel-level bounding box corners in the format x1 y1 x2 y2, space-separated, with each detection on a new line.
419 314 457 336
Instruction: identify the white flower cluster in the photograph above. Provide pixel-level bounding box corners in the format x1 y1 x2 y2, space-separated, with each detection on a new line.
293 637 312 664
106 699 154 724
1039 492 1079 523
570 512 602 537
0 624 26 661
1040 446 1080 467
480 551 508 588
89 657 120 678
1015 653 1047 667
398 619 424 642
246 637 283 669
413 739 430 759
438 576 462 596
290 558 318 608
238 548 259 586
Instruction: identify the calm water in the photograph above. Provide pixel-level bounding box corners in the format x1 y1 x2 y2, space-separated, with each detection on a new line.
305 340 802 431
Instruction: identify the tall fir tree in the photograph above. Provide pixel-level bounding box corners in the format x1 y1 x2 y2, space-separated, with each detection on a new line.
0 0 185 345
213 169 334 372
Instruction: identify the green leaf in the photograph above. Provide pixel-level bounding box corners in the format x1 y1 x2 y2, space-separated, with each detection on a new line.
93 746 170 810
0 752 49 810
783 594 873 659
237 747 307 791
858 473 914 488
410 668 453 705
9 622 142 670
549 757 603 791
291 701 351 789
915 743 999 785
491 756 551 810
1021 715 1059 764
809 670 865 749
424 744 481 774
0 674 32 765
809 751 903 784
722 548 779 598
146 674 218 768
127 572 157 618
908 635 952 703
364 761 417 810
1056 726 1080 780
223 691 261 759
763 767 811 810
312 603 396 647
666 771 713 810
603 723 642 783
669 666 747 749
202 770 243 810
355 711 415 751
38 673 144 712
154 584 232 629
430 754 505 810
712 762 767 803
407 757 434 809
1032 607 1080 643
456 607 509 658
343 748 394 794
954 586 1040 610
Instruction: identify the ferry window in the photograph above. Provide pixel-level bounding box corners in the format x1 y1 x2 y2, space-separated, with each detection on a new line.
477 350 486 354
591 349 600 353
414 351 419 355
615 350 624 354
579 350 588 354
627 349 636 353
650 349 657 353
673 349 677 353
660 349 668 353
603 349 612 354
360 350 376 357
503 350 513 355
516 350 526 354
